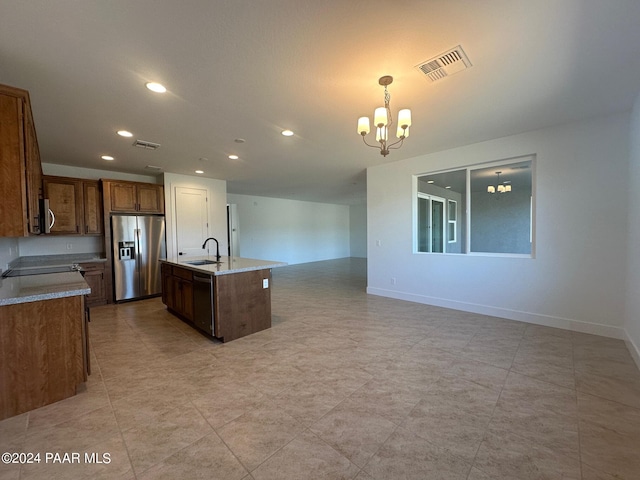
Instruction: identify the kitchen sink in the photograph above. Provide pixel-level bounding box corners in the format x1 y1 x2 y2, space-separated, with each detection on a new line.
185 260 220 266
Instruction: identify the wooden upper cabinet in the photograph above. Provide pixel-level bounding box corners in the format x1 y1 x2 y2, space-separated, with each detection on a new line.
83 181 103 235
24 109 43 234
44 177 83 235
0 84 43 237
43 176 103 236
109 182 137 211
106 181 164 214
137 183 164 213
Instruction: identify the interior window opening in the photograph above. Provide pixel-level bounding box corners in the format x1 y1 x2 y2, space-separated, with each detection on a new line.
414 156 534 256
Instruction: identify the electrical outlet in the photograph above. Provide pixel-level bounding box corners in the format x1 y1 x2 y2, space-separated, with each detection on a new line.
376 240 382 247
262 278 269 289
391 277 396 285
66 243 73 250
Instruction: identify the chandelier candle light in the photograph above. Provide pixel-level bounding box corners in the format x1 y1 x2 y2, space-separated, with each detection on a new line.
357 76 411 156
487 171 512 194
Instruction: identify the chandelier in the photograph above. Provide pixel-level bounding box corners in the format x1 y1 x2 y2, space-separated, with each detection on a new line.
357 76 411 156
487 171 512 194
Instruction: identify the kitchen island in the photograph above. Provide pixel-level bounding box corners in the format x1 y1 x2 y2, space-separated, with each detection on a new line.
160 256 287 342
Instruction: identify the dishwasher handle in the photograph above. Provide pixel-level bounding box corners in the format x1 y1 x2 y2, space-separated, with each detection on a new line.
193 274 213 284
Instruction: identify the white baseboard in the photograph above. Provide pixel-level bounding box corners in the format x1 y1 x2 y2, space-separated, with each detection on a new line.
366 287 626 340
625 329 640 370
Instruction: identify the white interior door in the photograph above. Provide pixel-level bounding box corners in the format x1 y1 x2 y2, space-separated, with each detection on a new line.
175 186 208 257
227 203 240 257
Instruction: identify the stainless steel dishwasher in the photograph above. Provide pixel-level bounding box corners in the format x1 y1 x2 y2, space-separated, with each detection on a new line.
192 273 215 335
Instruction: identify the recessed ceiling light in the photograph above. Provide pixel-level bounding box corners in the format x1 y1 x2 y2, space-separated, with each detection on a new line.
281 130 294 137
234 138 246 144
101 155 114 161
195 170 204 174
146 82 166 93
117 130 133 137
228 155 239 160
427 180 434 184
445 186 452 189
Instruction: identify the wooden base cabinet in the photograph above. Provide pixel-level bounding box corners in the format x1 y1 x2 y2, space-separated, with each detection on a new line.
161 263 272 343
79 262 107 307
162 264 193 321
0 296 87 420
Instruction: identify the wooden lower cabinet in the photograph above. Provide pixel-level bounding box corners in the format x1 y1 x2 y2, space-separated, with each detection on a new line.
161 263 271 343
79 262 107 307
162 264 193 321
0 295 88 420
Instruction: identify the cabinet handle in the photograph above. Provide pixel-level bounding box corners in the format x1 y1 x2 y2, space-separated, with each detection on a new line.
85 225 88 233
76 225 79 233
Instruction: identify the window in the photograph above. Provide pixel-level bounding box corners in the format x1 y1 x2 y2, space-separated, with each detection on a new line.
447 200 457 243
417 194 445 253
414 156 534 256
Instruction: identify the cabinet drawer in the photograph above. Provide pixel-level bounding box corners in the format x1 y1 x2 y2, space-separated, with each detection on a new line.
173 266 193 281
78 262 104 271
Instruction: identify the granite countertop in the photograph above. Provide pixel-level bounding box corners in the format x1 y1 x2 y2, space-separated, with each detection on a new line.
161 255 287 276
10 253 107 270
0 272 90 306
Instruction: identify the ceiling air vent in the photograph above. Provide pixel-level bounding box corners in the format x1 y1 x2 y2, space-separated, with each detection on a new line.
133 139 161 150
144 165 163 171
416 45 472 82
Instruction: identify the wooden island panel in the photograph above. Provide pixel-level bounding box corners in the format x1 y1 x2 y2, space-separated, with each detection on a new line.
0 295 86 420
214 269 271 342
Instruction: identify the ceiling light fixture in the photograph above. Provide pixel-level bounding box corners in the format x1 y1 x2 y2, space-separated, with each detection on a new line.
487 171 512 194
117 130 133 137
145 82 166 93
101 155 114 161
195 170 204 174
228 155 239 160
357 75 411 157
281 129 294 137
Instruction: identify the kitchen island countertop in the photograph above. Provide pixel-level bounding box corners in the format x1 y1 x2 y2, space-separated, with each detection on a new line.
160 255 287 276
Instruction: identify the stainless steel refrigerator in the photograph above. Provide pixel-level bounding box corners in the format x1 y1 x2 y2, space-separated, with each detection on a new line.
111 215 166 302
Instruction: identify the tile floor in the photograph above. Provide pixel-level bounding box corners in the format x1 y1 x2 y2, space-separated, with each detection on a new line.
1 257 640 479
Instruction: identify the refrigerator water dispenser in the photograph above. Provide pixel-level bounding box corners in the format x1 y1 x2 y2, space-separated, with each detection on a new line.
118 241 135 260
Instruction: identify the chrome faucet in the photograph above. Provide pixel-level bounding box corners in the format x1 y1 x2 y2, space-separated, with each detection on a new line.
201 237 221 261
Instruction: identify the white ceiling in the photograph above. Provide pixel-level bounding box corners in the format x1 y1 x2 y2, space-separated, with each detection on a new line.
1 1 639 205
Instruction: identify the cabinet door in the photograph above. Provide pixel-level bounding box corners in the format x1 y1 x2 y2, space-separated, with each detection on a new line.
180 279 194 321
0 94 28 237
82 268 105 307
24 109 42 235
137 184 164 213
44 177 83 235
110 183 137 212
161 264 174 309
83 181 103 235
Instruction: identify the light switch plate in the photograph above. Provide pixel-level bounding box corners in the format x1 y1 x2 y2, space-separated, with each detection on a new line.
262 278 269 289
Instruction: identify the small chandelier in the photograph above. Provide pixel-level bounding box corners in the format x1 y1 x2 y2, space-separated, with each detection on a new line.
357 75 411 156
487 171 512 194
